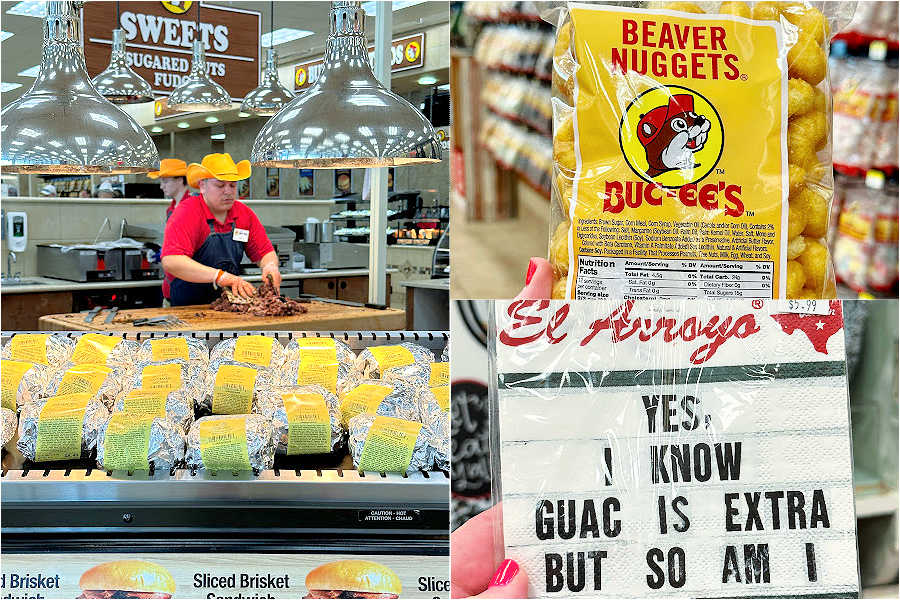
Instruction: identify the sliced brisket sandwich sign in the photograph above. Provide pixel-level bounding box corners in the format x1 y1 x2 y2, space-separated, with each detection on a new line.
82 1 260 99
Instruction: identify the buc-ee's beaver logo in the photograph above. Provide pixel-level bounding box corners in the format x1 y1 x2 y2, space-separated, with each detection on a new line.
620 85 723 189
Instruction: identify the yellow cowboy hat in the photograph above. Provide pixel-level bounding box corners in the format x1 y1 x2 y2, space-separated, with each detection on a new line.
147 158 188 179
186 153 251 188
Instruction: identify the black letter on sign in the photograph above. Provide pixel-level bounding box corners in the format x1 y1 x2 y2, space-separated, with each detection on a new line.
672 496 690 532
646 548 665 590
558 500 576 539
536 500 553 540
722 545 741 583
811 489 831 528
588 550 607 591
743 544 770 583
567 552 585 592
545 553 563 593
603 497 621 537
806 543 817 582
669 547 686 588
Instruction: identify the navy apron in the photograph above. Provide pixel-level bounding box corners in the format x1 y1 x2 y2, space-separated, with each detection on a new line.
169 220 246 306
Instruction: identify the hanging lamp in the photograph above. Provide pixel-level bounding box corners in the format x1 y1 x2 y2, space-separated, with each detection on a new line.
167 3 231 112
0 1 158 174
251 1 441 168
91 2 153 104
241 1 294 116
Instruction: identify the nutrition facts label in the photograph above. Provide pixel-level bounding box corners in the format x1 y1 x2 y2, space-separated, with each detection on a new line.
575 256 775 299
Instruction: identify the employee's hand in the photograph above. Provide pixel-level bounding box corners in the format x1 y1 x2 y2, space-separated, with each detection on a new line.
451 505 529 598
218 271 256 298
515 258 553 300
261 262 282 291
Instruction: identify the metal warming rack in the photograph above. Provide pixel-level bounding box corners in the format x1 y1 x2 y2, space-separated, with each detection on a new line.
2 331 449 546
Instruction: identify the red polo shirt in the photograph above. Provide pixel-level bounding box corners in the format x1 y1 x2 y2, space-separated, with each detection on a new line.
165 190 197 221
161 194 274 298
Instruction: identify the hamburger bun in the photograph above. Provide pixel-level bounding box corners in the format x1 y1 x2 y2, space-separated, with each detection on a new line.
79 560 175 595
305 560 401 595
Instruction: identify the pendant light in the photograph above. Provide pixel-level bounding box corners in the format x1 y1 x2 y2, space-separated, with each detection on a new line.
167 3 231 112
91 2 154 104
0 1 158 174
251 1 441 168
241 1 294 116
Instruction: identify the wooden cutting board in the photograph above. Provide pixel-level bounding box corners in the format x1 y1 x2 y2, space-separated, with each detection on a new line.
38 302 406 332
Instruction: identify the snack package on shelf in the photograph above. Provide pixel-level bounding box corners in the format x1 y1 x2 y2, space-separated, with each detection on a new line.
547 1 854 300
489 298 859 598
867 182 899 293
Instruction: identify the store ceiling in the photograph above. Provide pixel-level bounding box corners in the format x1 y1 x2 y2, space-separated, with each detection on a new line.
0 1 449 105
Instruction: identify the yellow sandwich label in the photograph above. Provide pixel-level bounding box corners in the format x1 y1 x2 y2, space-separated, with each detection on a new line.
140 363 183 392
198 417 251 470
283 392 331 455
428 362 450 386
102 413 153 471
233 336 273 367
8 334 50 365
150 337 190 362
358 415 422 473
339 383 392 426
35 393 91 462
57 365 112 396
71 334 121 365
121 389 167 419
212 364 257 414
368 346 415 371
2 360 33 410
431 385 450 412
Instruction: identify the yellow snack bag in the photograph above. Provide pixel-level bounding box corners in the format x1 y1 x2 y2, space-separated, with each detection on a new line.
550 1 843 299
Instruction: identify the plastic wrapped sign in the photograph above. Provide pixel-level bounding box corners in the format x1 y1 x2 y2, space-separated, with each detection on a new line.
491 299 858 598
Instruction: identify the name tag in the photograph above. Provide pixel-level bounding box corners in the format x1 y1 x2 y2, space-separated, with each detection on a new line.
233 228 250 242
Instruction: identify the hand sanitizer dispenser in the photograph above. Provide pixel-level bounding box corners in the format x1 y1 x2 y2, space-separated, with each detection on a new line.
6 212 27 252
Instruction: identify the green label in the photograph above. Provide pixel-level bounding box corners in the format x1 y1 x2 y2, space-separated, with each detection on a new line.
358 416 422 473
103 413 152 470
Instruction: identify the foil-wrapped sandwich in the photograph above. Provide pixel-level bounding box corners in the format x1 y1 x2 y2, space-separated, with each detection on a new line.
441 341 450 363
258 385 342 455
2 407 16 447
2 333 75 366
348 413 440 474
70 334 139 373
353 342 434 379
44 364 125 410
417 385 450 421
137 336 210 367
97 412 186 472
2 360 54 411
185 414 275 471
128 360 207 399
113 388 195 433
338 380 419 427
198 359 279 415
422 397 450 472
283 337 356 365
210 335 286 371
281 358 358 396
382 362 450 390
17 392 110 462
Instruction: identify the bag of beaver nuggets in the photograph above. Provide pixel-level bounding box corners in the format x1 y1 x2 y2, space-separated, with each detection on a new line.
548 1 854 300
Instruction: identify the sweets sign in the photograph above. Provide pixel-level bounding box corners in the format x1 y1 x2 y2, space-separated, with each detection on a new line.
294 32 426 91
82 1 261 99
493 299 859 598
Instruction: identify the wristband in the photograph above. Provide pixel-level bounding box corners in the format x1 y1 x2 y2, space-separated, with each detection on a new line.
214 269 225 287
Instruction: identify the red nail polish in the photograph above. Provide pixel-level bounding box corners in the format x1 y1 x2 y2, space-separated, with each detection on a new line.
489 559 519 587
525 259 538 285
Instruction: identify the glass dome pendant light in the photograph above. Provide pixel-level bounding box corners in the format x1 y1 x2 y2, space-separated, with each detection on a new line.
91 1 154 104
240 1 294 116
250 1 441 168
0 1 158 174
167 2 231 112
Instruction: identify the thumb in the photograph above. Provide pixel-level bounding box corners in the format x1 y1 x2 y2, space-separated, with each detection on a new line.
516 258 554 300
471 560 529 599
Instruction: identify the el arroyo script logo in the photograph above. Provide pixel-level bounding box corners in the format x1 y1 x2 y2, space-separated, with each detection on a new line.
620 85 724 189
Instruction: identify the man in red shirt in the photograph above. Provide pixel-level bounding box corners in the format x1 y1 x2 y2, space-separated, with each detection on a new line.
161 153 281 306
148 158 195 222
